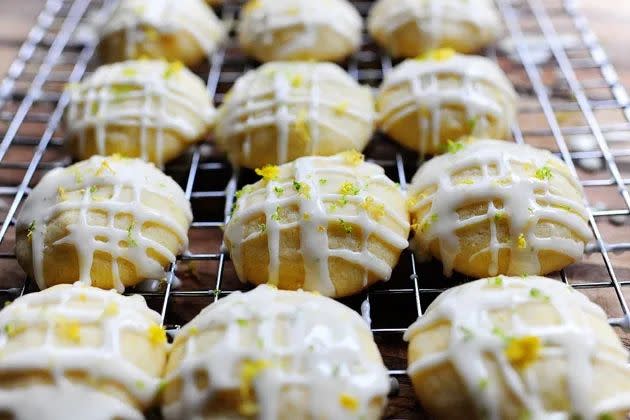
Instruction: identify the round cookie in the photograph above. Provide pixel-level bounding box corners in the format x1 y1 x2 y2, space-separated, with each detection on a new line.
377 50 517 156
216 62 375 169
65 60 215 166
224 152 410 297
162 285 390 420
0 283 168 419
405 275 630 419
99 0 225 66
238 0 362 62
407 140 592 278
368 0 502 58
15 155 192 292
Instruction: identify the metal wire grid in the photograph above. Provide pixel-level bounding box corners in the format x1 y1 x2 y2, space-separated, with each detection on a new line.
0 0 629 416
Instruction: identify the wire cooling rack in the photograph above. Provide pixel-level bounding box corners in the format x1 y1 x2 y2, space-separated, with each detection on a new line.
1 0 630 417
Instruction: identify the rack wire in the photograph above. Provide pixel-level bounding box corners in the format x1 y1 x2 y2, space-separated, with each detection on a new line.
0 0 629 417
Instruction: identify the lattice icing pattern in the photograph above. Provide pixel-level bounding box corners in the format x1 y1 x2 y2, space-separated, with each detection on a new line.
15 155 192 292
65 60 215 166
0 283 168 419
405 275 630 419
407 139 592 278
224 152 410 297
100 0 225 65
377 51 517 156
368 0 502 58
238 0 362 62
216 62 375 169
162 285 390 420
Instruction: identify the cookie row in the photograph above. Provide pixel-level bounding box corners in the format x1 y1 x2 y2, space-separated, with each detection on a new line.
15 143 592 298
98 0 503 66
64 52 516 167
0 283 387 419
0 276 628 419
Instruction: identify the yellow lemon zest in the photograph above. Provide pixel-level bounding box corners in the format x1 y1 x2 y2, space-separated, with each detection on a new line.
361 196 385 220
505 336 541 369
103 302 119 317
239 359 272 415
163 61 184 79
26 220 36 240
340 150 364 166
95 160 115 176
339 393 359 411
294 109 311 143
255 165 280 182
289 73 303 87
339 182 360 196
147 323 167 346
121 67 137 77
57 186 67 201
56 317 81 343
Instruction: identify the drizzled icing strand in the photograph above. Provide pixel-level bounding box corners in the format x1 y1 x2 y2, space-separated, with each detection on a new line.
102 0 225 59
368 0 502 56
217 62 374 166
225 153 409 296
163 285 390 420
378 53 516 155
16 155 192 292
408 140 592 276
0 284 167 419
239 0 362 59
404 276 630 420
65 60 215 166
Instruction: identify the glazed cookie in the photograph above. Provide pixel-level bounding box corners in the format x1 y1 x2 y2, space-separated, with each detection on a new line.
99 0 225 66
224 152 410 297
0 283 168 419
407 140 592 278
405 275 630 419
162 285 390 420
65 60 215 166
377 50 517 156
238 0 362 62
368 0 502 58
15 155 192 292
216 61 375 169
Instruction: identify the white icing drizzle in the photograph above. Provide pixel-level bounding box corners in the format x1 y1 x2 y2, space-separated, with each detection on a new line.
16 156 192 292
65 60 215 167
368 0 502 56
216 61 374 167
163 285 390 420
0 283 167 419
378 54 517 155
101 0 225 60
404 276 630 420
239 0 362 60
408 140 592 276
225 154 409 296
